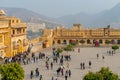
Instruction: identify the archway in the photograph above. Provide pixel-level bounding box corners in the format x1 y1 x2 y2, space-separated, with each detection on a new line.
63 40 67 44
57 40 61 44
93 39 96 44
111 40 115 44
53 41 55 45
117 40 120 44
69 40 72 44
87 39 91 44
99 39 103 44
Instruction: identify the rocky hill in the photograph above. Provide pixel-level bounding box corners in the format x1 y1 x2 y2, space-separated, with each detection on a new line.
57 3 120 28
0 7 63 29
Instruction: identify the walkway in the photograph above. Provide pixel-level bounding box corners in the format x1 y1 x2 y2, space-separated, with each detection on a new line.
22 46 120 80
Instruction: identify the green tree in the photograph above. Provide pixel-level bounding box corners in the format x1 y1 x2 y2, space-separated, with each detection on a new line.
83 72 102 80
83 67 119 80
64 44 73 53
0 63 24 80
79 39 85 46
112 45 119 54
98 67 119 80
70 40 78 46
105 40 111 46
56 48 63 53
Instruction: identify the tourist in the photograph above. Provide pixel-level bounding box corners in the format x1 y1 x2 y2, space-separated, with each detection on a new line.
46 61 49 70
33 56 36 63
102 55 105 60
55 78 58 80
97 53 99 59
52 76 54 80
36 57 38 63
39 75 43 80
56 67 61 76
78 48 80 53
112 50 114 55
80 62 83 69
35 68 39 77
60 58 63 65
61 68 64 76
50 62 53 70
65 70 68 80
39 52 41 59
83 62 85 69
68 69 71 77
89 61 92 68
30 70 33 79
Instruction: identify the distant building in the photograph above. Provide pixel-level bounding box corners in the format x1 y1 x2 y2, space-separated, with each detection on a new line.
0 10 28 57
27 23 46 32
41 24 120 47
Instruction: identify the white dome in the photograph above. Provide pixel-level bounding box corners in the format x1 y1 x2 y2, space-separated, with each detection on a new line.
0 10 6 16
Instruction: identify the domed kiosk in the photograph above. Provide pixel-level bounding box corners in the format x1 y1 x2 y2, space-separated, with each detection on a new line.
0 10 5 16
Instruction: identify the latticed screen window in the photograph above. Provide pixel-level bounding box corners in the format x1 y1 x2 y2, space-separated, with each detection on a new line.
0 36 2 43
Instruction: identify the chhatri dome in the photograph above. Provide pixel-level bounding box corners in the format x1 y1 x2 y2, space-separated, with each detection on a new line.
0 10 6 16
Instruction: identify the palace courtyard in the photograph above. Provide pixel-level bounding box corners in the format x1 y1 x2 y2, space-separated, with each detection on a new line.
22 45 120 80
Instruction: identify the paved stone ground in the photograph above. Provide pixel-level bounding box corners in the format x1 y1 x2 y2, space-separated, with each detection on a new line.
22 46 120 80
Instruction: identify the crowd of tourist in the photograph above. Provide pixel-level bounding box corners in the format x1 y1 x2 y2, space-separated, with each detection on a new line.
2 45 116 80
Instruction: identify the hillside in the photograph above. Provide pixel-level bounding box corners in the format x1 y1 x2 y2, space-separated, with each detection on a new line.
57 3 120 28
0 7 63 29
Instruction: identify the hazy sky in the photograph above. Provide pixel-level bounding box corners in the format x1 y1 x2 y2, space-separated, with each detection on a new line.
0 0 120 18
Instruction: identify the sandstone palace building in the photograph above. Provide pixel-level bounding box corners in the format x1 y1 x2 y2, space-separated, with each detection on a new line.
0 10 28 57
42 24 120 47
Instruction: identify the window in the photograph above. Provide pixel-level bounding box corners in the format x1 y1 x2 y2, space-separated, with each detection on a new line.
12 30 15 34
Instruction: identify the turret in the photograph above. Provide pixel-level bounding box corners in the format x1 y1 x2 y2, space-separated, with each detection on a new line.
0 10 6 16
